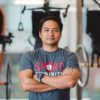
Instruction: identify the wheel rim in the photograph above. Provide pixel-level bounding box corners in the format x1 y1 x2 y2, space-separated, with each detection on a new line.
76 44 89 87
6 62 12 100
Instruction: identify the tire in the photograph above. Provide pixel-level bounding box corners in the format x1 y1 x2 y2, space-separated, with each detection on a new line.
76 44 89 88
6 62 12 100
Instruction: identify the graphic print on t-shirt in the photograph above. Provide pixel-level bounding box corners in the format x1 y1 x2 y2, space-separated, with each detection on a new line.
34 62 63 76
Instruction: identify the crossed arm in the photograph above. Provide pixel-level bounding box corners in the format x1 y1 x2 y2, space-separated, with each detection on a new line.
19 69 56 92
19 68 80 92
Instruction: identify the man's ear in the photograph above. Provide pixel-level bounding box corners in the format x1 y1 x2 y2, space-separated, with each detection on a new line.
39 32 41 38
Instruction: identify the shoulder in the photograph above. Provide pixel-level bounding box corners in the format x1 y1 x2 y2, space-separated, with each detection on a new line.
21 51 33 59
60 48 78 64
22 48 41 57
60 48 76 56
33 48 41 54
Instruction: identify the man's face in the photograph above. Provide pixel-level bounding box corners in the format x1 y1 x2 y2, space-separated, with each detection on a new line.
39 20 61 46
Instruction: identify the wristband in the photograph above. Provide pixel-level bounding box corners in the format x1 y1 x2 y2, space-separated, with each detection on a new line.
36 73 45 83
40 74 45 83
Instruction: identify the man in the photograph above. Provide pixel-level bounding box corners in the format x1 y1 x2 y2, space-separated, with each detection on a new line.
19 16 80 100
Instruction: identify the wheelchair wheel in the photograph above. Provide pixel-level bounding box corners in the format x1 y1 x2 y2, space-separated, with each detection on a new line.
76 44 89 87
6 62 12 100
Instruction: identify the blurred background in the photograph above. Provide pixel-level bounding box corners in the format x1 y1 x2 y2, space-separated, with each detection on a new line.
0 0 100 100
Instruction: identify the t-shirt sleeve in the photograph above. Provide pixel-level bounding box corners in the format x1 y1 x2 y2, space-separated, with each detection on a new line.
20 52 33 70
66 52 79 69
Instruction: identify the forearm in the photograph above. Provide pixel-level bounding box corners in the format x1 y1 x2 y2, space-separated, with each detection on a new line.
41 68 80 89
42 75 75 89
20 77 56 92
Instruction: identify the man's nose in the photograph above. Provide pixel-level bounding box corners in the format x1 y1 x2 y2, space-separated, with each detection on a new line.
49 30 54 35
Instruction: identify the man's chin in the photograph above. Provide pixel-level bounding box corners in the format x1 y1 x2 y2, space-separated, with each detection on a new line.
46 42 58 46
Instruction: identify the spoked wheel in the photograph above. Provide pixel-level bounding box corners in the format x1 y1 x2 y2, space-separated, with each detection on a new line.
6 62 12 100
76 44 89 88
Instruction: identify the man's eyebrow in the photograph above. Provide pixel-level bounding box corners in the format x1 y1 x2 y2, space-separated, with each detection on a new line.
53 28 60 29
42 27 49 29
42 27 59 29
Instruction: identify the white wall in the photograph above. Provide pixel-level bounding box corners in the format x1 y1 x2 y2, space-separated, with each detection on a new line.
0 0 6 4
59 6 77 51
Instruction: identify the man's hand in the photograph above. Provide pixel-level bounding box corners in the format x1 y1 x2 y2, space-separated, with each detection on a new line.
33 74 37 80
33 73 45 82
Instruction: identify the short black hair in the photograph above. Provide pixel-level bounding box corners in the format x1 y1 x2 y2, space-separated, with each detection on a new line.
38 16 63 33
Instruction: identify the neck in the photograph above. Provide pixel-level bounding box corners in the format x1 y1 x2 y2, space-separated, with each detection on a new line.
42 44 59 52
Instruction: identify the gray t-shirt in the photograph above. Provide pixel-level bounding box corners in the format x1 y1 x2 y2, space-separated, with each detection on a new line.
20 48 79 100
